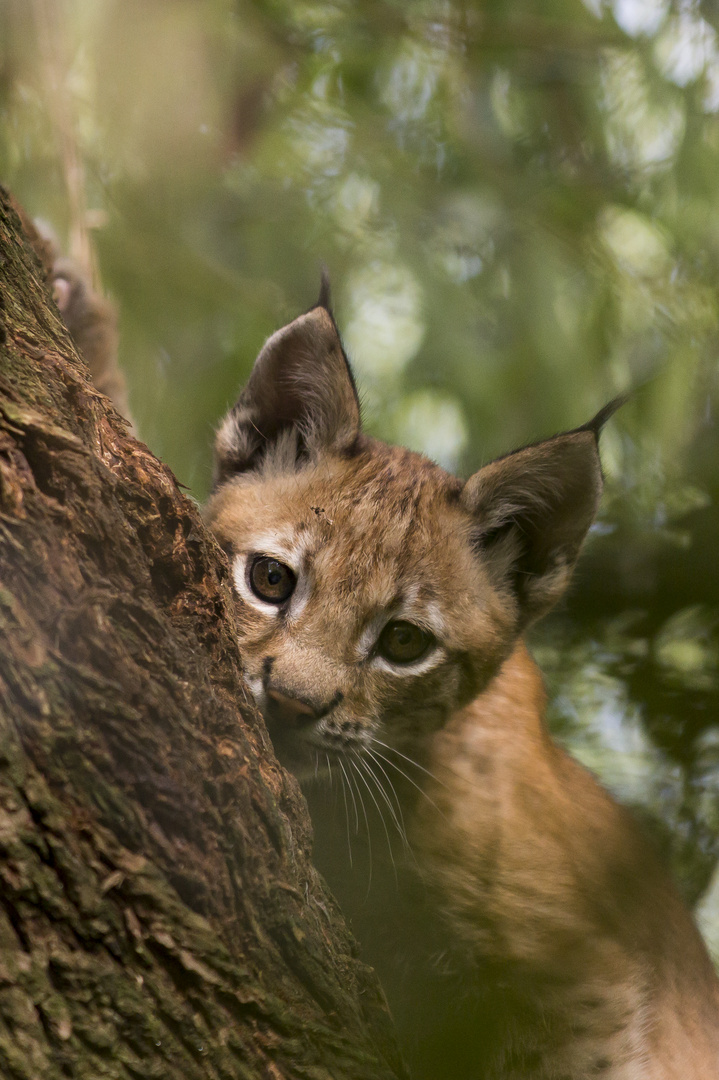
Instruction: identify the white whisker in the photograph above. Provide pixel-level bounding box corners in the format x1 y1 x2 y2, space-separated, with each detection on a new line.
337 757 354 868
339 754 360 834
352 755 398 884
349 758 373 896
370 737 447 788
368 743 448 822
365 747 413 859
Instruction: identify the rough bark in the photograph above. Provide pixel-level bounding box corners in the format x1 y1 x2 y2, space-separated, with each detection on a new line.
0 187 407 1080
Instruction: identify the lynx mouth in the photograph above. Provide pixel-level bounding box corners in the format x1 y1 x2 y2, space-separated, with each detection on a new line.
267 725 358 781
263 710 370 780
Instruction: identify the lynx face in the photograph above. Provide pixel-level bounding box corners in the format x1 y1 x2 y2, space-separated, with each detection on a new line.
207 442 518 777
206 287 610 779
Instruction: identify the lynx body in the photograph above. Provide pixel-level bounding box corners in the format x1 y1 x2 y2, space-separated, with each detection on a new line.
206 291 719 1078
46 230 719 1077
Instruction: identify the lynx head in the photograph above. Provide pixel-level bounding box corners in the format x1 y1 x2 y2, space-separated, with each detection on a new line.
205 285 615 779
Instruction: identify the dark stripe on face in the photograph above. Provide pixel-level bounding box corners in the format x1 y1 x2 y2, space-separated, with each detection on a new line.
449 648 506 707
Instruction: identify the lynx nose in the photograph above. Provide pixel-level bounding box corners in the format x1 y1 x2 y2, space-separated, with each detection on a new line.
266 689 317 728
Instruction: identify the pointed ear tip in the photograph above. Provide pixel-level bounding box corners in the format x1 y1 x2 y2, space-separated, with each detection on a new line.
582 394 629 440
317 269 332 312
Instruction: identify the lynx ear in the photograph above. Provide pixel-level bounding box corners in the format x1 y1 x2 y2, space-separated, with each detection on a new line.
214 289 360 484
462 401 622 625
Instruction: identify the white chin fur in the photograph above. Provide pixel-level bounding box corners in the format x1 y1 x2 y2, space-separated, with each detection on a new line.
244 674 266 710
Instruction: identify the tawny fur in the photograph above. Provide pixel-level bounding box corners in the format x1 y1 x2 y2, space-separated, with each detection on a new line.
205 294 719 1079
56 258 719 1078
419 644 719 1077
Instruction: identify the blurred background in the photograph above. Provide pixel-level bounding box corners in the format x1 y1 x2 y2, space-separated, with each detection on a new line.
2 0 719 977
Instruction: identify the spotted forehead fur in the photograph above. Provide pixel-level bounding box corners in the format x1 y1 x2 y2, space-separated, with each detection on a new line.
208 437 471 609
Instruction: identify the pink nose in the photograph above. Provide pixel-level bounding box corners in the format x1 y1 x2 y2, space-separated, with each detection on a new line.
266 689 317 728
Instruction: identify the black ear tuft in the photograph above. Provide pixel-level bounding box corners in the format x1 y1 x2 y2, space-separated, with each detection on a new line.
578 395 628 442
317 269 332 313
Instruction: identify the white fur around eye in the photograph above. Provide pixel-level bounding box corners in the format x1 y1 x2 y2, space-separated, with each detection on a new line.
359 600 447 675
371 648 445 678
356 612 390 661
231 535 312 618
285 571 312 621
232 553 282 615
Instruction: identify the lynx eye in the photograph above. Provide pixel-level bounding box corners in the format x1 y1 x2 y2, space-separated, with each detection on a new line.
377 620 434 665
249 555 296 604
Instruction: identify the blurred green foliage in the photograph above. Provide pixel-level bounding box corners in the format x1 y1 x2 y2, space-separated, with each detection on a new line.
2 0 719 964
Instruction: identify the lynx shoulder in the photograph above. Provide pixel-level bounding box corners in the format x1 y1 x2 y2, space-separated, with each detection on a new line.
205 288 719 1079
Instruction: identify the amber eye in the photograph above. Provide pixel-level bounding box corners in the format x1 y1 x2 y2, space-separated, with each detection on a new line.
249 556 296 604
377 621 434 665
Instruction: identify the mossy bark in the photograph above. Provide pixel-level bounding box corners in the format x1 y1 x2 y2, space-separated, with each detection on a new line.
0 187 407 1080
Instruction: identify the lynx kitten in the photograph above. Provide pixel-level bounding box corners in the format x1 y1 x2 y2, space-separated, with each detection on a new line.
209 285 719 1079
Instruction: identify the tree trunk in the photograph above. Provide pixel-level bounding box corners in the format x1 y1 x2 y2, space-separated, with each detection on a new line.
0 187 407 1080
